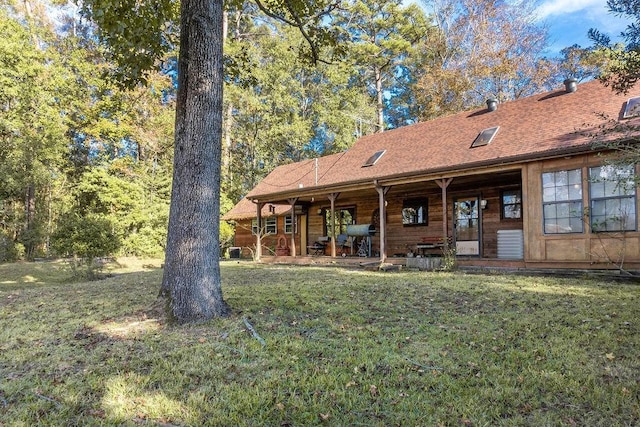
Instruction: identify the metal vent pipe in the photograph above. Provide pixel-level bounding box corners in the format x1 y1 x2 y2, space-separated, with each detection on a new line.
564 78 577 93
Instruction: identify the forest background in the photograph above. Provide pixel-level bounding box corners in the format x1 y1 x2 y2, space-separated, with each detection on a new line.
0 0 610 263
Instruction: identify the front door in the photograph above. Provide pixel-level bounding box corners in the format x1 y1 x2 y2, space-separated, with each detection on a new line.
454 197 481 256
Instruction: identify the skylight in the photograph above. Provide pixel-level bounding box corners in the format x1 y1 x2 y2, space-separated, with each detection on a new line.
471 126 499 148
362 150 386 167
623 97 640 118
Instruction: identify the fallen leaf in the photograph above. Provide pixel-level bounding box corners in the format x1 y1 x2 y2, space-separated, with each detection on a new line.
88 409 105 418
275 403 285 411
369 384 379 397
605 353 615 360
319 413 330 420
345 381 356 388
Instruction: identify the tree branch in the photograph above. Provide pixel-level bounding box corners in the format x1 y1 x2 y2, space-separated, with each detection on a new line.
253 0 341 65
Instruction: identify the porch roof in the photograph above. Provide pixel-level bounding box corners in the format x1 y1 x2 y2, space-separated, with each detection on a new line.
245 80 640 203
221 196 291 221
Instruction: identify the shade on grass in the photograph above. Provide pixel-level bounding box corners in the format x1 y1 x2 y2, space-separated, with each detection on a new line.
0 261 638 425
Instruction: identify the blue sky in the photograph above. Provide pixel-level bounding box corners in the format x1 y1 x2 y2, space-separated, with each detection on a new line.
536 0 631 56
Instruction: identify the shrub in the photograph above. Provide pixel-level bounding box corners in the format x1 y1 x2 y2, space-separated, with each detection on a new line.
0 230 22 262
51 213 121 279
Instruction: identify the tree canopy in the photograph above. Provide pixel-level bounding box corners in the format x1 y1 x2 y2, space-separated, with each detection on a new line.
590 0 640 93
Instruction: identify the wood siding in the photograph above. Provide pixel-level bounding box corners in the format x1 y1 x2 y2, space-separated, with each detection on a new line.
524 155 640 266
232 216 303 258
228 153 640 269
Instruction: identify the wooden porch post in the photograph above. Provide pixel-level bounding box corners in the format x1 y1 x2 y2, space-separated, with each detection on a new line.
287 198 298 257
254 201 263 261
374 181 390 263
328 193 340 257
435 178 453 249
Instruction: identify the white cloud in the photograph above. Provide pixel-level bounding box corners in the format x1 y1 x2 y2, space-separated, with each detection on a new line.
536 0 603 20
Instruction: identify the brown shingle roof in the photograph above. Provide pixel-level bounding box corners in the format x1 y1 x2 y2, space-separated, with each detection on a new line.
221 196 291 221
245 80 639 202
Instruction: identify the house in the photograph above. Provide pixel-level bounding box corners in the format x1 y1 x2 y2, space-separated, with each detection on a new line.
223 79 640 271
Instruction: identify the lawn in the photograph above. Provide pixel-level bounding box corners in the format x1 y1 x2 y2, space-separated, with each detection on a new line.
0 260 638 426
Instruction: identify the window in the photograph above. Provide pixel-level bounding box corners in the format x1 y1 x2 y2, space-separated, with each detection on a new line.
471 126 499 148
252 217 277 235
502 190 522 219
589 165 636 232
362 150 386 167
325 207 355 236
284 215 297 234
542 169 583 234
402 198 428 226
623 97 640 118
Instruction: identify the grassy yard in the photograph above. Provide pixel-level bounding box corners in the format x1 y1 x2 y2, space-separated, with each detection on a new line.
0 260 638 426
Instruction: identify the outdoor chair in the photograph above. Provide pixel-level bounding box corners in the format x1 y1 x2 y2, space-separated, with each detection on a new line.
336 234 350 256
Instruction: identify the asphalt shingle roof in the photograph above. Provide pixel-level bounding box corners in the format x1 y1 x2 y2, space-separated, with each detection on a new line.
239 80 639 206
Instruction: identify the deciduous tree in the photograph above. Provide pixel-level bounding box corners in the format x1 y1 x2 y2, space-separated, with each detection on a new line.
417 0 551 119
0 6 67 259
82 0 342 322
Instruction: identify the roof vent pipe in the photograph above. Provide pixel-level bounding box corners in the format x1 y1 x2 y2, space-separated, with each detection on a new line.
564 78 577 93
486 98 498 112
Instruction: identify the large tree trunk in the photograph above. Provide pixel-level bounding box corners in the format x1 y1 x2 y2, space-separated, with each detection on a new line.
161 0 229 322
24 184 36 259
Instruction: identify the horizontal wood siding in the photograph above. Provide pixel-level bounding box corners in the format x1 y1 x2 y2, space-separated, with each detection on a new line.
386 189 446 256
480 186 523 258
230 152 640 268
232 216 302 258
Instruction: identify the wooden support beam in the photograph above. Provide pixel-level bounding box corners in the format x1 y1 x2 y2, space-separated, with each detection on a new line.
287 198 298 257
374 182 391 262
328 193 340 257
435 178 453 249
254 201 264 261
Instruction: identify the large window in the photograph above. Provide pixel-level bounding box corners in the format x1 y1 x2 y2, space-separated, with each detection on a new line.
542 169 583 234
589 165 636 232
402 198 428 226
501 189 522 219
325 207 355 236
252 217 277 235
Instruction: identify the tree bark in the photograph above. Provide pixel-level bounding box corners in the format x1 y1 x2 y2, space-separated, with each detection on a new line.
375 66 384 132
161 0 229 322
24 184 36 259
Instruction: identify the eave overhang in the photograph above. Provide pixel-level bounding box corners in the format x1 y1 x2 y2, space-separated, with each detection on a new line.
248 144 605 204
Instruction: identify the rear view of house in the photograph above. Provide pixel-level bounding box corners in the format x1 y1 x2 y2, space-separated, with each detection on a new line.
223 80 640 272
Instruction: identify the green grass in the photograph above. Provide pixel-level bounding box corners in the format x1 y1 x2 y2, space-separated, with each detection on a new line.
1 261 638 426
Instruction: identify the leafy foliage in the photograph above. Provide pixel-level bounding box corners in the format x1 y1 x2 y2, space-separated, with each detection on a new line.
555 44 605 82
51 213 120 259
79 0 179 88
336 0 435 130
589 0 640 93
417 0 552 118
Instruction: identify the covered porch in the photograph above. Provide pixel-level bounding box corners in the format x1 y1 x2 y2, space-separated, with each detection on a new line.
248 166 525 266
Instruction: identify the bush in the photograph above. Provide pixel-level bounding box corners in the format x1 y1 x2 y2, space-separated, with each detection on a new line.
0 231 22 262
51 213 121 279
